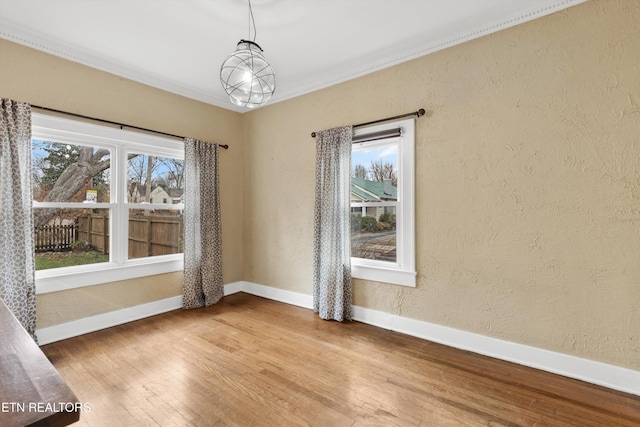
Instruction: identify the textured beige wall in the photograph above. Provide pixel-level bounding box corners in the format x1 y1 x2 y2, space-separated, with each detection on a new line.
0 39 245 328
244 0 640 370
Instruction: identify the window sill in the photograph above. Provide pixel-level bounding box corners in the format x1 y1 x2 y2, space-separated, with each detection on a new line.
35 256 183 294
351 263 416 287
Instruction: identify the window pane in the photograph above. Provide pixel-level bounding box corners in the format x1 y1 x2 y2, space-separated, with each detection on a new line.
34 208 110 270
351 141 398 262
128 209 183 259
32 140 111 203
351 206 397 262
127 154 184 204
352 143 398 189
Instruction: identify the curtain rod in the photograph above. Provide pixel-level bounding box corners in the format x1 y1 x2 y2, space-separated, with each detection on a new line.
310 108 425 138
31 104 229 149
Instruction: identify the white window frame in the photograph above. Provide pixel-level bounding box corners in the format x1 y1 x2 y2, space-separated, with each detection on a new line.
351 118 416 287
32 113 184 295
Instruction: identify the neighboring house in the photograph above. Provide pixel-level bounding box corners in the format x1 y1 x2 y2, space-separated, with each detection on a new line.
350 177 396 220
149 186 171 204
128 183 183 204
167 188 184 205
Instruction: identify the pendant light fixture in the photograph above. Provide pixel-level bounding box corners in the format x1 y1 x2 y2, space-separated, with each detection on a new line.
220 0 276 109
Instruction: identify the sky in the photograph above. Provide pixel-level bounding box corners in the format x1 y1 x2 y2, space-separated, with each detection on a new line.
352 142 398 176
32 139 182 185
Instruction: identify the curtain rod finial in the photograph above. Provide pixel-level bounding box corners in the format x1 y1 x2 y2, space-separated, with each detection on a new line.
417 108 425 117
311 132 317 138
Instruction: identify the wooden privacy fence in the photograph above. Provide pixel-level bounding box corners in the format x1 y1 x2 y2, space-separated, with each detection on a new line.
34 224 77 252
77 214 109 254
127 215 183 259
78 214 183 259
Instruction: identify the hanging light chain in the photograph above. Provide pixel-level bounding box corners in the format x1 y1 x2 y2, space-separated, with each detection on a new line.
248 0 257 42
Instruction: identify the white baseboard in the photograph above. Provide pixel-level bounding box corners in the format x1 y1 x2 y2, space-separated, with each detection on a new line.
357 306 640 397
37 295 183 345
241 281 640 397
241 280 313 308
37 280 640 396
223 281 244 296
37 282 244 345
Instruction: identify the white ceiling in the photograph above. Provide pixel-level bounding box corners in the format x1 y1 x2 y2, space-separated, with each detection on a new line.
0 0 585 112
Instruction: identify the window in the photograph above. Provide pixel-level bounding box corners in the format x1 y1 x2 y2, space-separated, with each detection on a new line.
350 118 416 287
32 113 184 294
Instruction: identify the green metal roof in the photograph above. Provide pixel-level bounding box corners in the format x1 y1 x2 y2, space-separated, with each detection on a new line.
351 177 397 202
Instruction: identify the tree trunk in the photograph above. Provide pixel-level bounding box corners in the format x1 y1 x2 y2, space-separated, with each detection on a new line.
34 147 110 227
145 156 153 203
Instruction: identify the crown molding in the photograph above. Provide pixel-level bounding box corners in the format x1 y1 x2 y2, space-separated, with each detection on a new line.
0 0 585 113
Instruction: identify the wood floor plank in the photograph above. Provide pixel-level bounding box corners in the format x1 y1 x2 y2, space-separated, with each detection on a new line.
40 293 640 426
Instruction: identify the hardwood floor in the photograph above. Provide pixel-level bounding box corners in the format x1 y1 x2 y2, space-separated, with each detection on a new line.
41 293 640 426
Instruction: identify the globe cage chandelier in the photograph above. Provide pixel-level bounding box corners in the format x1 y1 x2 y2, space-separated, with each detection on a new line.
220 0 276 108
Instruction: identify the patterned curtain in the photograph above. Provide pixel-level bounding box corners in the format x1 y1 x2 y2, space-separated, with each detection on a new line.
183 138 224 308
0 99 37 341
312 125 353 321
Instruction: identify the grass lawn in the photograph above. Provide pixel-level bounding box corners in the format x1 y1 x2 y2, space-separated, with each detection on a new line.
35 250 109 270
